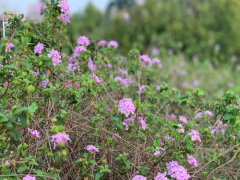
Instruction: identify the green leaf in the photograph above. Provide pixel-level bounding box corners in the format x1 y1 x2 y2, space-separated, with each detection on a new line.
17 165 27 172
52 95 58 102
29 161 39 166
29 103 38 113
35 169 42 175
198 90 205 96
89 159 97 165
3 65 18 71
21 36 29 46
95 172 103 180
19 113 27 128
224 113 235 120
124 161 131 169
220 105 226 112
0 116 8 122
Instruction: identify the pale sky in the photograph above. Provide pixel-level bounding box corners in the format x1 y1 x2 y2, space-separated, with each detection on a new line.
0 0 110 15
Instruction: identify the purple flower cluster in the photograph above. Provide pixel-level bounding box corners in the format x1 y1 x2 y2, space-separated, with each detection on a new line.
88 58 95 71
98 40 107 46
177 124 184 133
77 36 90 46
73 46 86 57
58 0 70 25
132 175 147 180
114 76 133 87
119 68 128 77
60 14 70 25
85 145 99 153
187 130 201 142
152 58 162 68
28 128 41 139
169 114 177 119
139 85 147 94
91 74 102 83
108 41 118 48
154 172 169 180
5 43 14 52
51 132 71 149
48 50 61 66
167 161 190 180
34 42 45 54
118 98 135 117
188 156 198 167
139 55 152 66
22 175 36 180
179 116 187 124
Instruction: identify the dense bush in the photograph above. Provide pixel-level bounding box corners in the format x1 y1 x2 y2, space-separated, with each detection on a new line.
1 1 240 180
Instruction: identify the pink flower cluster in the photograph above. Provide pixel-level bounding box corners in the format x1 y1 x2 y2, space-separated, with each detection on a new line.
164 136 175 142
119 68 128 77
60 14 70 25
208 120 227 135
91 74 102 83
48 50 61 66
139 85 147 94
58 0 69 14
108 41 118 48
177 124 184 133
22 175 36 180
28 128 41 139
98 40 107 46
34 42 45 54
152 58 162 68
188 155 198 167
77 36 90 46
154 172 169 180
114 76 133 87
167 161 190 180
139 55 152 66
51 132 71 149
73 46 86 57
118 98 135 117
58 0 70 25
88 58 95 71
123 116 135 130
132 175 147 180
5 43 14 52
85 145 99 153
169 114 177 119
187 130 201 142
179 116 187 124
195 110 213 119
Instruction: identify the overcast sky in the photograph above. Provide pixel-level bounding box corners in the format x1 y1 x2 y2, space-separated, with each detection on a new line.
0 0 111 15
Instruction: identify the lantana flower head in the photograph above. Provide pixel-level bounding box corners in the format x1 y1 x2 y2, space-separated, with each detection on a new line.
204 110 213 117
177 124 184 133
154 172 168 180
65 82 71 88
167 161 190 180
34 42 45 54
5 43 14 52
28 128 41 139
58 0 70 14
51 132 71 149
139 85 147 94
73 46 86 57
119 68 128 77
139 119 146 130
195 112 202 119
164 135 175 141
188 129 201 142
132 175 147 180
118 98 135 117
60 14 70 25
179 116 187 124
169 114 177 119
88 58 95 71
22 175 36 180
48 50 61 66
123 116 135 130
5 160 10 166
98 40 107 46
85 145 99 153
139 55 152 66
188 155 198 167
77 36 90 46
115 76 129 87
152 58 162 68
91 74 102 83
108 41 118 48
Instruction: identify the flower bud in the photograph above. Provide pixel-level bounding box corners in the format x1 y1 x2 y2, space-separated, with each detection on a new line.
62 149 67 156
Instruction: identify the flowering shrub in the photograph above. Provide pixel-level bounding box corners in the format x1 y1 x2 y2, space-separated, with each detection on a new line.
0 1 240 180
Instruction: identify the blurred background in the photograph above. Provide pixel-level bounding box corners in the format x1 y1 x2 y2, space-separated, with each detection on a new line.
1 0 240 99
